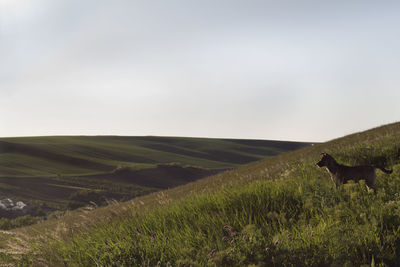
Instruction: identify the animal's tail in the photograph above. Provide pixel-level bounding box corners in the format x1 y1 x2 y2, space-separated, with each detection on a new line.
374 165 393 174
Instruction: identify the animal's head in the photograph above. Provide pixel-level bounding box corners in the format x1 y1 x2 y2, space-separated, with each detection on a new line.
316 153 333 168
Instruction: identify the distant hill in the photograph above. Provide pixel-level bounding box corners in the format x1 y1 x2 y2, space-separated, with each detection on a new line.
0 136 312 209
0 136 311 176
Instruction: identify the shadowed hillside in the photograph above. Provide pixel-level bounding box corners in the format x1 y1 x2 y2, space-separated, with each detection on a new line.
93 164 222 188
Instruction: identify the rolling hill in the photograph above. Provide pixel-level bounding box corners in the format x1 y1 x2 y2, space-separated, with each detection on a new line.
0 136 311 210
3 122 398 266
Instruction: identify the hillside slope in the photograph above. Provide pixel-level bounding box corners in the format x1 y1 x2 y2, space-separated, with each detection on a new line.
3 122 400 266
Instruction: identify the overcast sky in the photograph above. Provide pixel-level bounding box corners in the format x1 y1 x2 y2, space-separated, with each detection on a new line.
1 0 399 142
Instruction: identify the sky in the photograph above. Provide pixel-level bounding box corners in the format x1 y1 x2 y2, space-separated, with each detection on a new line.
0 0 399 142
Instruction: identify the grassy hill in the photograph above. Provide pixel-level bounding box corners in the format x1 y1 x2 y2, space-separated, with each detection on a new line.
0 136 310 210
0 136 311 176
2 122 400 266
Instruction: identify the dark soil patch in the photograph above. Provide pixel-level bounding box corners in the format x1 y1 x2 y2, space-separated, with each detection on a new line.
87 165 225 189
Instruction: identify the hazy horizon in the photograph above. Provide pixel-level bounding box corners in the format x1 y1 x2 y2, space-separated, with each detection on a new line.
1 1 400 142
0 123 392 143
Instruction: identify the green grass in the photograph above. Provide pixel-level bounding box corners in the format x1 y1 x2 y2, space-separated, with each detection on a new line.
38 170 400 266
4 122 400 265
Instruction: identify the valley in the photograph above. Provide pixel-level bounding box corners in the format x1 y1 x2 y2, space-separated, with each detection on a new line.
0 136 311 211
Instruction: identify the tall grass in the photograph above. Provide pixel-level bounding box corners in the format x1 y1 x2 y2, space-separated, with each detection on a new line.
30 162 399 266
11 122 400 266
